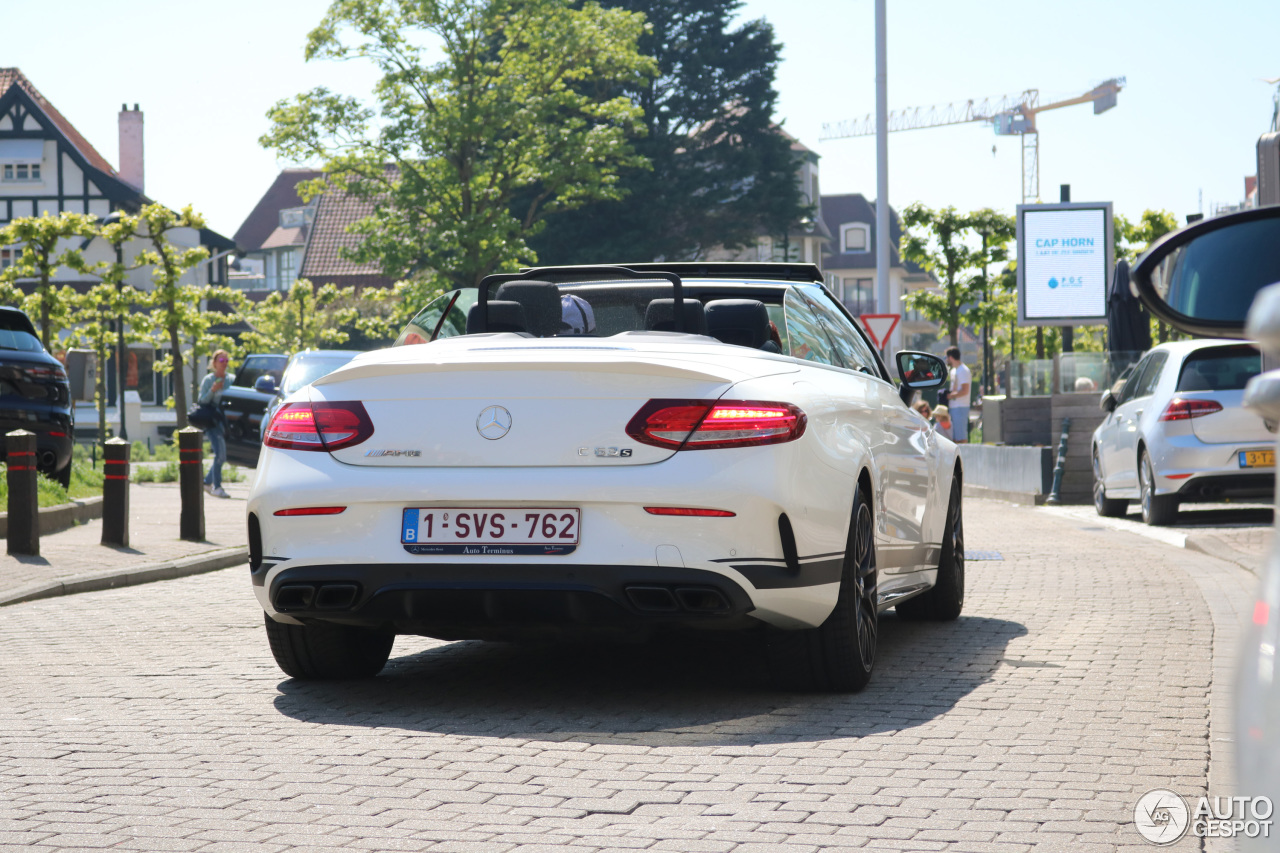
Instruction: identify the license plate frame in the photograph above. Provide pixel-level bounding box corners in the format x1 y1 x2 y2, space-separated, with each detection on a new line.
1239 449 1275 468
401 507 581 556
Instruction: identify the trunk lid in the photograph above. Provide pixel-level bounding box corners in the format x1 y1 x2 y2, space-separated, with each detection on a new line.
311 338 799 467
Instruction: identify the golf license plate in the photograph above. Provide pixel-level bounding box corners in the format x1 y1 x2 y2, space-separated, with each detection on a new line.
1239 450 1276 468
401 507 580 556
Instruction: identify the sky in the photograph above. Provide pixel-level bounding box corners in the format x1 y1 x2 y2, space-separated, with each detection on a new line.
7 0 1279 241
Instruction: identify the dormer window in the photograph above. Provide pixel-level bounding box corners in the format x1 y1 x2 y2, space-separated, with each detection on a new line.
842 223 870 253
0 140 44 183
279 206 314 229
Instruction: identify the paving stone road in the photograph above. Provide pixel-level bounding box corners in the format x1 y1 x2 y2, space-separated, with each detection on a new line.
0 497 1261 852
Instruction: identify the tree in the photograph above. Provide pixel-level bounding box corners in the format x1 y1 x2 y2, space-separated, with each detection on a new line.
900 204 1016 347
0 211 98 349
1115 209 1178 263
530 0 809 263
132 204 234 428
65 213 146 444
242 279 361 354
261 0 656 289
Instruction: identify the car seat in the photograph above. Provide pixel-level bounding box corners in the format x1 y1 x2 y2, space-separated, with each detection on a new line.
494 280 563 337
643 298 708 335
466 300 528 334
705 299 777 351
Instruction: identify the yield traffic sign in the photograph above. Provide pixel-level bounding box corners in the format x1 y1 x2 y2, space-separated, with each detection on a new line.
859 313 900 350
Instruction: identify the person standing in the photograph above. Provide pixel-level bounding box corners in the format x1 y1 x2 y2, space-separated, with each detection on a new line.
945 346 971 443
198 349 234 498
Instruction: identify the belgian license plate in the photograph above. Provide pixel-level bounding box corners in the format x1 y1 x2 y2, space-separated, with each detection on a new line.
401 507 580 556
1240 450 1276 468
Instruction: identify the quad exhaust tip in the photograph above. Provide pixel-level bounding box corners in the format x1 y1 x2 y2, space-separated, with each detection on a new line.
274 582 360 612
625 584 729 614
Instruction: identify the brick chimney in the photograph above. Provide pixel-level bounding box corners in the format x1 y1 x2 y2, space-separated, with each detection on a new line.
118 103 144 192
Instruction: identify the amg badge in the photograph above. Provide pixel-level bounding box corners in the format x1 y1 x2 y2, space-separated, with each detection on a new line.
364 449 423 457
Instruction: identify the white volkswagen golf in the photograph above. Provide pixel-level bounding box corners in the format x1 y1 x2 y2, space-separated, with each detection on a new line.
248 263 964 691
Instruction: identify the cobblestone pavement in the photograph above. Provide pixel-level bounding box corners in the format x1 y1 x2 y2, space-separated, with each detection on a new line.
0 478 251 606
1040 501 1273 574
0 497 1259 852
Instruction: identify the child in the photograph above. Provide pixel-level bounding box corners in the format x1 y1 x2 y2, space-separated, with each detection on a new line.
932 405 953 439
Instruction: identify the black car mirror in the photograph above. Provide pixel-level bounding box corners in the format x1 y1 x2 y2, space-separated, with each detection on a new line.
1131 205 1280 338
1100 389 1117 413
254 375 277 395
895 351 949 390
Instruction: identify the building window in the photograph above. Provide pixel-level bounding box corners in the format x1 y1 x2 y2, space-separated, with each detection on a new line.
279 249 298 289
841 277 875 315
842 224 869 253
0 247 18 269
1 162 40 182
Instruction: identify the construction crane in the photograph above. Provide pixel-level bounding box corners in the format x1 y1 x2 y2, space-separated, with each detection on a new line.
821 78 1125 203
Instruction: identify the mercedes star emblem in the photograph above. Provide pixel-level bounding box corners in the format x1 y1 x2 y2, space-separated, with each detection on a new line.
476 405 513 440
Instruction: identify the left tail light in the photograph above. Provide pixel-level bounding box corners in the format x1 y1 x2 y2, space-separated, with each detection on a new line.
263 402 374 451
1159 398 1223 421
24 365 66 382
626 399 806 450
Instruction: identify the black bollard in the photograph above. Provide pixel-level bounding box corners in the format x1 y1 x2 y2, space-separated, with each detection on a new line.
101 437 130 547
1045 417 1072 506
6 430 39 555
178 427 205 542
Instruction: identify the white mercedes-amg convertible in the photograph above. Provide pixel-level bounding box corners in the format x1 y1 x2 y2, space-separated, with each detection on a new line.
248 263 964 691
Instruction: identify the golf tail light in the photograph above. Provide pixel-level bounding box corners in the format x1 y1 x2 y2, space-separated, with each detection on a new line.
626 399 806 450
263 402 374 451
1159 398 1223 421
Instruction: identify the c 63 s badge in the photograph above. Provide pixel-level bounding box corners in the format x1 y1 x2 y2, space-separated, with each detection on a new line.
365 449 423 457
579 447 633 458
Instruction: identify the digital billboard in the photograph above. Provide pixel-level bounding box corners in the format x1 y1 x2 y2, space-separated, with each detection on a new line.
1016 202 1113 326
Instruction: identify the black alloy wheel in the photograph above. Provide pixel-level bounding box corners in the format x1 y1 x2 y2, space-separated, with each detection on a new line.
766 488 877 692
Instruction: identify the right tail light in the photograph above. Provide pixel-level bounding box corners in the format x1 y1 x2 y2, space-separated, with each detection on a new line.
626 399 806 450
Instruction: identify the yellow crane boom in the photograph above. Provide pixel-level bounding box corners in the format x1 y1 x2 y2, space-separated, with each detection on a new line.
821 78 1125 203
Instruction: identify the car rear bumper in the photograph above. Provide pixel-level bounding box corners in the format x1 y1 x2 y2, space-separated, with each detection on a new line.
260 561 760 640
1175 472 1274 502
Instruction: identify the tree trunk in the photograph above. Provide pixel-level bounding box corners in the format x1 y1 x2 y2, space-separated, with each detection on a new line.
170 317 187 430
1035 327 1045 359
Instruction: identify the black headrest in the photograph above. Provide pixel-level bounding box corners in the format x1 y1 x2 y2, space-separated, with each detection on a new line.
467 300 527 334
644 298 708 335
495 280 562 337
705 299 771 349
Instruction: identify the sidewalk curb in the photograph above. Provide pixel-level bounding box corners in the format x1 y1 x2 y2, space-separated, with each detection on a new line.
0 496 105 539
1184 534 1263 575
0 546 247 607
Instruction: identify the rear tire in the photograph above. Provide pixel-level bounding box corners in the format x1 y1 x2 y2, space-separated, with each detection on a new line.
1092 449 1127 518
1139 450 1178 526
767 487 877 693
264 612 394 680
897 475 965 621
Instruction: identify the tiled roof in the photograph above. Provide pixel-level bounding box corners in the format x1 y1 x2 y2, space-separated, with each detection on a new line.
298 183 393 288
0 68 117 177
233 169 322 252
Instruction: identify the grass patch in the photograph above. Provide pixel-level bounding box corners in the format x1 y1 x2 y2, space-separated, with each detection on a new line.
0 459 106 509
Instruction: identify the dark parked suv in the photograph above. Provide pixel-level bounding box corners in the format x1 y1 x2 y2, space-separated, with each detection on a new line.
0 307 72 487
219 354 287 466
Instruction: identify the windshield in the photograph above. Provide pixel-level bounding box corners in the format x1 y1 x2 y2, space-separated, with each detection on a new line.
283 355 358 395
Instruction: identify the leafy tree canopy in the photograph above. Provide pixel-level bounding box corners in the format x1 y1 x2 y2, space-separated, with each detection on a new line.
261 0 656 290
531 0 809 263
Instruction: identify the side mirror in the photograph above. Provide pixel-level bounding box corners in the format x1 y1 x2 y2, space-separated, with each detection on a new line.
253 375 277 395
1131 206 1280 338
894 351 949 389
1100 389 1117 413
